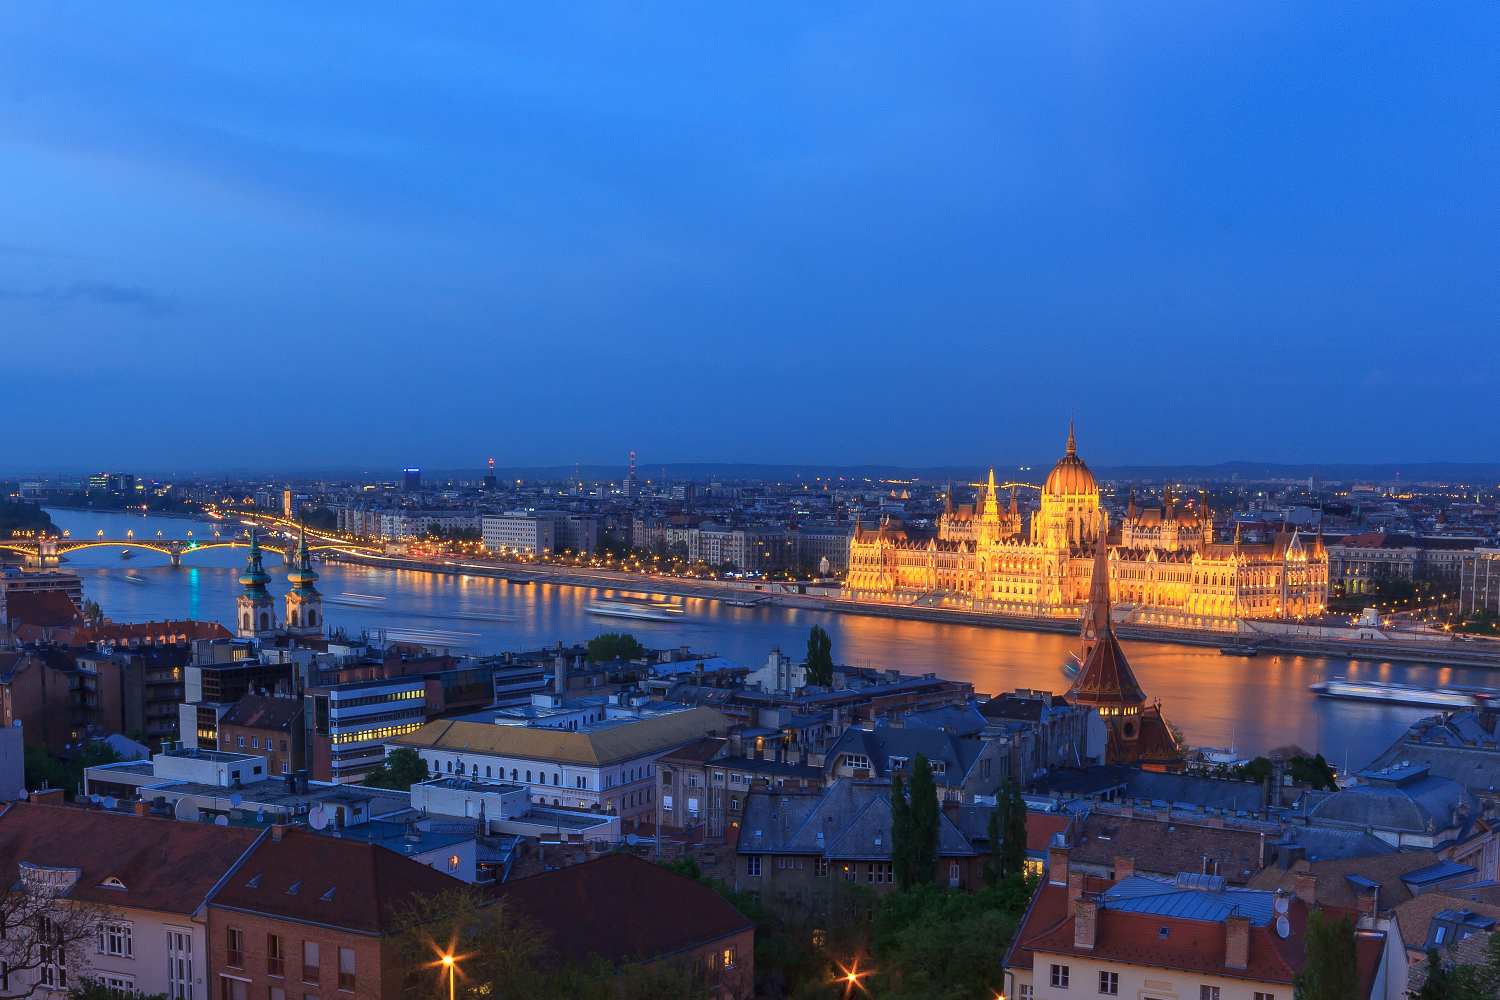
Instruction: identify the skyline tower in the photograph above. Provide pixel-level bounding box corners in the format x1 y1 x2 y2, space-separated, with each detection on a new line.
236 527 277 639
624 449 638 499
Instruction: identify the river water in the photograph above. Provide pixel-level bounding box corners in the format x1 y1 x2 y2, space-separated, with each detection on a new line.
42 508 1487 767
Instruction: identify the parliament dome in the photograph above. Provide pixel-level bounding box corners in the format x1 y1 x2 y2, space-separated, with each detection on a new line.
1044 422 1098 497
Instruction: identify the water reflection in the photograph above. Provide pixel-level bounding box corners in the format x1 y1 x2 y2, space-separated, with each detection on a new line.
44 508 1467 766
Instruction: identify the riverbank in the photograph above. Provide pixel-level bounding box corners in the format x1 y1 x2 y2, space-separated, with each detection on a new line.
325 551 1500 669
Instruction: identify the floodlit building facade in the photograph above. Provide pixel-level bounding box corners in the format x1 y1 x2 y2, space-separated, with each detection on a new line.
846 425 1328 631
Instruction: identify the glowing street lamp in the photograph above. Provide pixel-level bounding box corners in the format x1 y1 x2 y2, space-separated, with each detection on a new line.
835 958 871 996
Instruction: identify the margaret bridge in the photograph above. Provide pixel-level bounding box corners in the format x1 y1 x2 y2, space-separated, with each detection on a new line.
0 528 380 568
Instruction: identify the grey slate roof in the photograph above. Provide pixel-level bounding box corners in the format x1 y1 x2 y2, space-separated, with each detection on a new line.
825 723 983 788
737 779 976 860
1309 769 1473 835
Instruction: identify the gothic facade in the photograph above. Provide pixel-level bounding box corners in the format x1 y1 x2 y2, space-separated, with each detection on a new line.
845 426 1328 632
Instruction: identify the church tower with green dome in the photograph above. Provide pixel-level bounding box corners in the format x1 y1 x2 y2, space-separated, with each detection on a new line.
283 526 323 637
236 527 278 639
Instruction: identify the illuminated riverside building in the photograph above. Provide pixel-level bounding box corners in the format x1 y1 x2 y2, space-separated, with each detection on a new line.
845 425 1329 632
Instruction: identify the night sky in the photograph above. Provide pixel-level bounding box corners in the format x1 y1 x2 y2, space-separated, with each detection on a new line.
2 3 1494 472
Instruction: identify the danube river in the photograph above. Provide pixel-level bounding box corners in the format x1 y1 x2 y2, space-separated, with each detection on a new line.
44 509 1487 767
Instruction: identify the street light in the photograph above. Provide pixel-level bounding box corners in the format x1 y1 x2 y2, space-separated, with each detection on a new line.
440 952 455 1000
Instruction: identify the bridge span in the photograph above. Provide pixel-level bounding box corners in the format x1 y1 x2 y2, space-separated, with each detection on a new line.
0 533 378 568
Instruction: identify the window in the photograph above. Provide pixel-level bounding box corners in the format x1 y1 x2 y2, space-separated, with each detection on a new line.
1099 971 1118 995
226 928 244 969
220 978 247 1000
448 855 460 872
270 988 285 1000
251 737 259 749
1050 964 1070 989
167 928 194 1000
99 921 134 957
302 942 319 983
815 858 830 878
867 862 893 884
281 762 289 775
1017 987 1033 1000
99 973 135 994
39 915 66 989
746 856 762 877
1200 989 1221 1000
267 933 285 977
237 736 246 748
337 948 355 992
721 945 737 969
1253 994 1275 1000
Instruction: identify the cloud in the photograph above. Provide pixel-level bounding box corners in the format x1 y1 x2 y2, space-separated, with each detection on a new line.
0 280 176 317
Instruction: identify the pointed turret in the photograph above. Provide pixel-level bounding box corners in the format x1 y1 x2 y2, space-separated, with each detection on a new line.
979 468 1000 518
1068 513 1148 712
1126 489 1137 520
284 525 324 637
1008 485 1019 519
1065 419 1077 457
236 528 277 639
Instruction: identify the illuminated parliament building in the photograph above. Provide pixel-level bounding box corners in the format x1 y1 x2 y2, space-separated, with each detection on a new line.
845 425 1328 632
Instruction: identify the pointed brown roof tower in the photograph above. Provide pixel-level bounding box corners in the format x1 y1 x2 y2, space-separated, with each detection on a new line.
1068 525 1147 710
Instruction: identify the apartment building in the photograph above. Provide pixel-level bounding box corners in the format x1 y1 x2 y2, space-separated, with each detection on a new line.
206 827 459 1000
480 513 556 555
390 706 730 823
0 801 261 1000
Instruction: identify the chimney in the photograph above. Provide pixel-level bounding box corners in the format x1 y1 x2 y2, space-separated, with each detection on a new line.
1068 871 1085 903
1113 856 1135 882
29 787 64 806
133 800 148 817
1357 884 1380 920
271 823 289 842
1073 897 1098 950
1225 914 1250 970
1294 869 1318 906
554 657 567 696
1048 840 1070 887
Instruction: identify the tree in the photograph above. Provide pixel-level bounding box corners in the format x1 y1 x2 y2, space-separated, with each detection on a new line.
890 772 914 889
586 632 645 663
869 880 1032 999
804 625 834 687
72 984 167 1000
1295 909 1359 1000
1410 948 1455 1000
24 742 119 801
80 599 103 626
0 872 114 998
984 806 1003 888
1003 781 1028 879
363 748 431 790
907 755 939 885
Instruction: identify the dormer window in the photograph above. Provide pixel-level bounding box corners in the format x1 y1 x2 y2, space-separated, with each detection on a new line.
246 874 262 889
98 876 127 891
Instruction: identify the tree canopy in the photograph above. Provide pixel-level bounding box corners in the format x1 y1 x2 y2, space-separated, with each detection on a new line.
1295 909 1359 1000
586 632 646 662
804 625 833 687
363 748 431 790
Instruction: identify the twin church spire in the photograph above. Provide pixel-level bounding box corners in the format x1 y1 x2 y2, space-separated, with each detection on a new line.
236 525 323 640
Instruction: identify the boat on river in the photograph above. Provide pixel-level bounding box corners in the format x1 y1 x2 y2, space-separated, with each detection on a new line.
1309 678 1497 709
586 597 686 622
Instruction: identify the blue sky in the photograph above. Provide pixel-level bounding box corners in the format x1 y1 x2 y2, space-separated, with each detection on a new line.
1 3 1494 472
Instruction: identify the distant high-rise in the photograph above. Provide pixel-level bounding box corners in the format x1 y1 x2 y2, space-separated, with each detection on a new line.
401 467 422 492
624 450 639 499
482 456 497 491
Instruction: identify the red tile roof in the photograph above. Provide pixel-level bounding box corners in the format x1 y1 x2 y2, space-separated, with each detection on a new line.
0 802 260 914
80 619 231 644
1026 812 1071 854
1008 875 1385 996
4 590 82 628
210 828 460 934
221 693 303 732
494 853 752 966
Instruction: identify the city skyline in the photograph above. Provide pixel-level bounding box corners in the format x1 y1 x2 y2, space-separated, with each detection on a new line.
3 4 1495 469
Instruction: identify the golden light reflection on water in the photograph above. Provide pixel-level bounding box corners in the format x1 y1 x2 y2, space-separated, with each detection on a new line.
49 507 1488 767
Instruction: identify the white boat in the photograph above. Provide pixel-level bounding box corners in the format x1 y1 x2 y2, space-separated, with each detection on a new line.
1309 678 1496 709
586 598 686 622
1062 651 1081 679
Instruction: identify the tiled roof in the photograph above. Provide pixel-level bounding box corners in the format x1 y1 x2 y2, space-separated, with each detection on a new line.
738 780 976 860
825 724 983 788
222 693 303 731
1248 851 1452 911
3 590 81 627
1009 872 1384 993
210 828 459 934
392 707 730 766
494 853 751 966
0 802 259 914
1391 891 1500 956
1071 813 1267 884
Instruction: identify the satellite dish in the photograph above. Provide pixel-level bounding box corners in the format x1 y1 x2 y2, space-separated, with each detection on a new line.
103 797 118 811
213 815 230 827
1276 916 1291 939
308 806 329 831
1274 895 1290 914
16 788 26 800
88 794 102 805
173 799 201 823
229 793 243 808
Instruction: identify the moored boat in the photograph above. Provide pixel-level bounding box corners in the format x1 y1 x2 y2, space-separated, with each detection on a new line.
1309 678 1496 709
